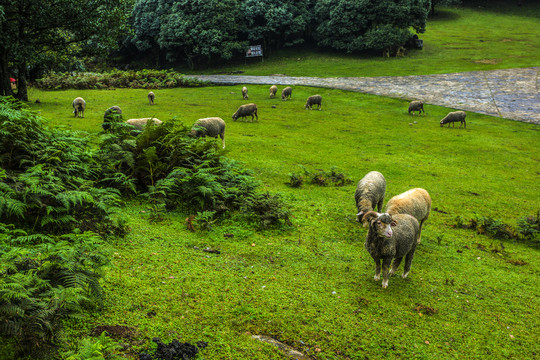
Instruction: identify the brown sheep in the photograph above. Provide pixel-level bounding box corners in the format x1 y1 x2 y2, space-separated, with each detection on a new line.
281 86 292 100
384 188 431 244
440 111 466 128
232 103 258 122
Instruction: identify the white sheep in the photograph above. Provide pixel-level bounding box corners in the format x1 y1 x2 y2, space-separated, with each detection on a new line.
269 85 278 98
148 91 155 105
362 211 420 288
440 111 466 128
232 103 258 122
305 95 322 110
384 188 431 244
125 118 163 131
242 86 248 100
190 117 226 149
72 97 86 118
355 171 386 222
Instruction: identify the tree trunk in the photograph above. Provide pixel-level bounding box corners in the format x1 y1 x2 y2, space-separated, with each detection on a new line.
0 48 14 97
16 62 29 102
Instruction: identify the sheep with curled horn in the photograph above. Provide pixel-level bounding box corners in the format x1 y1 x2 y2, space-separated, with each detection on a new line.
362 211 420 288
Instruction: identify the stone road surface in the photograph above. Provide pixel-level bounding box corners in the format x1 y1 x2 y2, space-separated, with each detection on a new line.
189 67 540 124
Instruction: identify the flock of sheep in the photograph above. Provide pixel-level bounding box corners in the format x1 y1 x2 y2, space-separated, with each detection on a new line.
71 85 324 151
408 100 467 128
355 171 431 288
70 87 470 289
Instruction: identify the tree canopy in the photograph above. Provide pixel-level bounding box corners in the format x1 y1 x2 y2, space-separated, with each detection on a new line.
0 0 130 100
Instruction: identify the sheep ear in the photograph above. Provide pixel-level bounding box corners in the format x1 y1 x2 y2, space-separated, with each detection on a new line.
391 221 398 227
356 211 364 222
361 211 379 228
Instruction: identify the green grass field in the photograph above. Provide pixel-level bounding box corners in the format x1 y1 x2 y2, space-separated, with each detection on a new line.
187 3 540 77
28 84 539 359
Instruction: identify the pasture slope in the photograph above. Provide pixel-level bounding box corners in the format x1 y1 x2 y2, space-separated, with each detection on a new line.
29 83 539 359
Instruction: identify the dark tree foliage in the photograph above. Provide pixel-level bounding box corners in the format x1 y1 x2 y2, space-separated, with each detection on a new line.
314 0 430 53
241 0 313 54
0 0 130 100
158 0 247 69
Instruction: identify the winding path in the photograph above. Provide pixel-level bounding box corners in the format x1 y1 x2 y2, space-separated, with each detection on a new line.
189 67 540 124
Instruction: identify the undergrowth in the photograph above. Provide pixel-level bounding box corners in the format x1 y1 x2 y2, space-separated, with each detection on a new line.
34 69 207 90
455 212 540 243
0 96 291 358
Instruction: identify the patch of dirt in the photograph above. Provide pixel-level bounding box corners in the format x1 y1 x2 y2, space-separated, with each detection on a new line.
139 338 208 360
414 303 437 315
501 39 513 42
91 325 138 340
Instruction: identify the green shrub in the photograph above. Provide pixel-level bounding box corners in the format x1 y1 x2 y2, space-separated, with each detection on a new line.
63 332 122 360
34 69 208 90
0 228 110 359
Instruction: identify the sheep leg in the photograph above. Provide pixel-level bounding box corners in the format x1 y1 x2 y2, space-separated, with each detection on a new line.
381 258 392 288
402 249 416 279
220 133 225 149
373 258 381 281
389 257 403 276
376 199 384 212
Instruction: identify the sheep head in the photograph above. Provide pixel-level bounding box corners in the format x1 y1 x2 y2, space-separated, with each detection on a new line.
362 211 397 238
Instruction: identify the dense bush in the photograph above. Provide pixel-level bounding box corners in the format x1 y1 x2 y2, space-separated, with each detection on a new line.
100 119 291 228
0 226 111 359
34 69 207 90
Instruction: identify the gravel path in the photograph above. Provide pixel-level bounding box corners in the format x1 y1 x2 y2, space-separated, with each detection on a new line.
189 67 540 124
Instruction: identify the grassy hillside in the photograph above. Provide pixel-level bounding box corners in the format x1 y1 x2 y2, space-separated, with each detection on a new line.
186 3 540 77
28 86 539 359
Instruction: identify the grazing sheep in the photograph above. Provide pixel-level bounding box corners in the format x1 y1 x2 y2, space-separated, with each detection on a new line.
269 85 278 98
362 211 420 288
148 91 155 105
440 111 466 128
305 95 322 110
232 103 258 122
281 86 292 100
385 188 431 244
355 171 386 222
72 97 86 118
242 86 248 100
102 106 123 130
190 117 226 149
125 118 162 131
408 100 424 115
